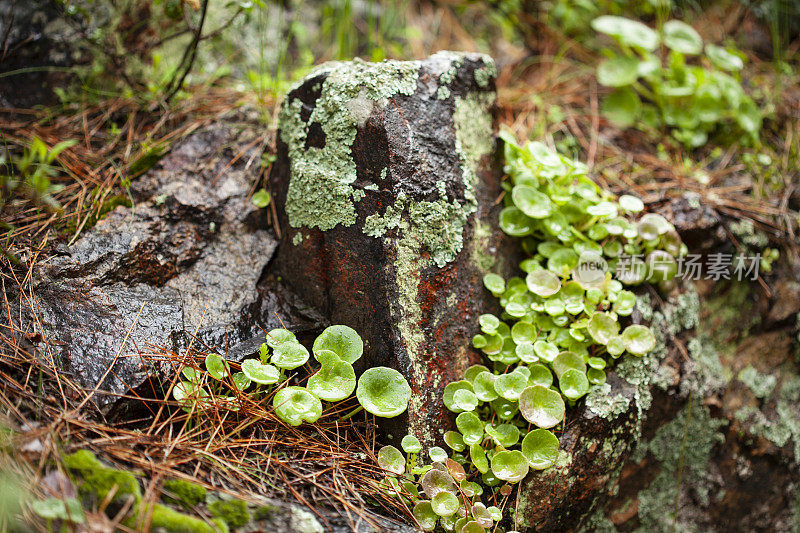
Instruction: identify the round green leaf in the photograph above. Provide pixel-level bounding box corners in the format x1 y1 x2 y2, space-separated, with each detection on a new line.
431 492 459 517
181 366 201 383
266 328 296 348
273 386 322 426
528 364 554 387
587 312 620 345
592 15 659 50
271 341 310 370
377 445 405 475
485 422 520 447
619 194 644 212
307 358 356 402
470 443 489 473
241 359 280 385
453 388 479 411
443 380 475 412
622 325 656 355
662 20 703 54
473 371 499 402
598 56 640 87
519 385 565 429
483 273 506 294
705 43 743 71
356 367 412 417
588 367 607 385
232 372 251 391
31 498 85 523
401 434 422 454
559 369 590 400
413 501 438 531
533 340 559 362
313 325 364 364
526 270 561 297
521 428 559 470
499 206 535 236
494 372 528 401
552 351 587 379
204 354 229 380
490 450 529 483
512 185 552 218
456 412 484 446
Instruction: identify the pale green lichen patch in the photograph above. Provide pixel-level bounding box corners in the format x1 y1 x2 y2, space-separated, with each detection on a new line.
471 219 496 273
735 374 800 461
436 86 451 100
363 192 406 238
474 57 497 88
737 365 777 399
280 59 420 231
635 402 727 531
586 383 631 420
363 90 494 268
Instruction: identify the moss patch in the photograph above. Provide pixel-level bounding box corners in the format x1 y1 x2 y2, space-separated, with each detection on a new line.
162 478 207 510
208 499 250 529
63 450 141 504
126 503 228 533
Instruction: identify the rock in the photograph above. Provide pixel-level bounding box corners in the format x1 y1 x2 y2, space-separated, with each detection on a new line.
268 52 515 445
766 280 800 325
0 0 92 107
656 193 725 252
3 116 323 406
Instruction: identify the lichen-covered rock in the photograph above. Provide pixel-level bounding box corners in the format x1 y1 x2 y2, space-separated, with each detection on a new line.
269 52 514 444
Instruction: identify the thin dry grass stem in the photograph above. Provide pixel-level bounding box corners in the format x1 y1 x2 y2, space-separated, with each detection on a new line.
0 270 413 531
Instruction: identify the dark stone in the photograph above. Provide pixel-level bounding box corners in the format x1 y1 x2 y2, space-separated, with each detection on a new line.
268 52 516 445
0 0 92 108
2 115 324 406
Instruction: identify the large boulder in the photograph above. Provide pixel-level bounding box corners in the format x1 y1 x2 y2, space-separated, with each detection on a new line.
268 52 516 443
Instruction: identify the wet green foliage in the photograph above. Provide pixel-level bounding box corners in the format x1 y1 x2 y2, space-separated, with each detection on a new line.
175 325 410 426
593 15 761 147
373 137 677 531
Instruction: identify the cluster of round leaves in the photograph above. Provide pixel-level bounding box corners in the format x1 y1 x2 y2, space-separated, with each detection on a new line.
592 15 761 148
375 433 535 533
380 138 680 532
173 325 412 426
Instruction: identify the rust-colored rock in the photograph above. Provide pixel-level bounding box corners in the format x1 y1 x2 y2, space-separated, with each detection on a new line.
269 52 515 443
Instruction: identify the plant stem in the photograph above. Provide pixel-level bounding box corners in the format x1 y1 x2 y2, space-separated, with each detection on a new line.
340 405 364 421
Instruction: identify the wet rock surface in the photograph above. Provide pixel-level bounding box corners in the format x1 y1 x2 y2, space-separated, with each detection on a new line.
269 51 516 445
3 115 323 405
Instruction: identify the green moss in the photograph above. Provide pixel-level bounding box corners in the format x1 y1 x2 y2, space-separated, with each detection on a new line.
162 479 207 510
279 59 420 232
253 504 278 521
63 450 141 504
208 499 250 529
125 503 227 533
737 366 777 399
